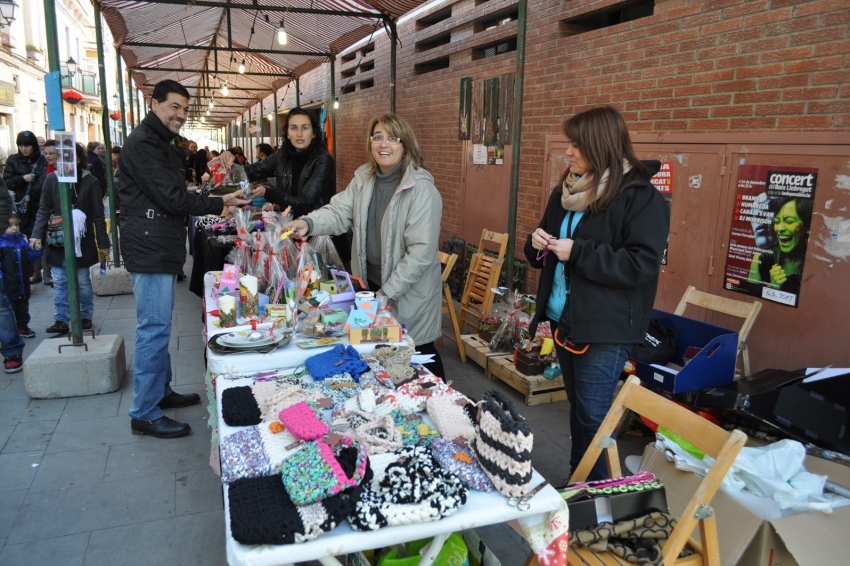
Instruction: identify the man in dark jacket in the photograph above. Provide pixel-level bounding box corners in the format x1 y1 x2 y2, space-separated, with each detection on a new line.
118 79 248 439
0 179 26 373
86 141 108 198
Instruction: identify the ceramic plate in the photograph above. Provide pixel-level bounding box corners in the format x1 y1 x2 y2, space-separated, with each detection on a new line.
218 332 289 349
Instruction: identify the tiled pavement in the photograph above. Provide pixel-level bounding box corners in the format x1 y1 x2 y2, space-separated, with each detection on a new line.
0 254 647 565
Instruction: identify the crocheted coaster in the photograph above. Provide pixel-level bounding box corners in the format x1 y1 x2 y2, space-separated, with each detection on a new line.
358 362 396 390
280 438 369 506
278 401 329 441
390 410 440 447
228 474 363 545
305 345 369 382
220 386 263 426
332 410 403 455
426 393 477 443
304 373 360 407
431 437 494 492
220 422 306 484
221 382 324 427
349 446 468 531
472 389 534 498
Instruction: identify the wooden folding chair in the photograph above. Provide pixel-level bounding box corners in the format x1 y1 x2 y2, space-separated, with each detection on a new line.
459 230 509 334
674 285 762 377
437 251 466 362
524 375 746 566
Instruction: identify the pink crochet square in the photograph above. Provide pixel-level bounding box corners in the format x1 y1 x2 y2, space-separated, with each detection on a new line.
278 401 329 441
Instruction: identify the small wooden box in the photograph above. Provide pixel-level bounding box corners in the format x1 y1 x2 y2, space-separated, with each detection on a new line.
348 326 402 344
515 349 545 376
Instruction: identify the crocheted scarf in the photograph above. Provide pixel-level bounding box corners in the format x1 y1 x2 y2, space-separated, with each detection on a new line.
561 159 632 212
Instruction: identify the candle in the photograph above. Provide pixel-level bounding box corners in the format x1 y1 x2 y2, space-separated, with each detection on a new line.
219 295 237 328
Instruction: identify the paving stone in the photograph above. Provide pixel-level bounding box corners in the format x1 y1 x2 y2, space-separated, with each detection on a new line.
0 533 89 566
103 435 210 481
0 426 13 452
177 335 205 351
104 308 137 320
0 399 29 427
6 472 177 544
29 447 108 493
0 377 28 401
0 452 42 492
60 390 122 422
171 350 206 386
84 510 226 566
0 489 26 547
175 468 224 516
45 415 146 454
107 294 136 309
0 421 57 455
19 398 67 423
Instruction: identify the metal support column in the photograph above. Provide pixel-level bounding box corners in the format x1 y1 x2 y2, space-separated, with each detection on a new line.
505 0 528 290
329 58 336 159
295 78 300 107
127 71 134 129
390 21 397 113
258 99 264 147
95 5 120 266
43 0 83 344
117 47 127 140
273 94 279 147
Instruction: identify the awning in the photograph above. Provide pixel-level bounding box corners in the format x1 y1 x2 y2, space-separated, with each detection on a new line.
100 0 421 126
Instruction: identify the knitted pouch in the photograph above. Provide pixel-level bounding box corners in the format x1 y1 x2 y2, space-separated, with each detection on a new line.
332 410 404 455
390 410 440 447
431 437 494 492
220 386 263 426
349 446 468 531
472 389 534 498
426 393 477 443
220 382 323 426
278 401 329 441
280 437 369 505
303 373 361 407
228 474 364 545
220 422 307 484
305 345 369 382
394 375 452 414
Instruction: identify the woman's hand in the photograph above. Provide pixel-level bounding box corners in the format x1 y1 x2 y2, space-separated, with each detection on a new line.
29 238 42 251
219 192 251 207
218 150 235 169
531 228 552 251
262 203 275 212
769 264 787 286
251 186 266 198
284 219 309 239
548 238 574 262
23 173 35 183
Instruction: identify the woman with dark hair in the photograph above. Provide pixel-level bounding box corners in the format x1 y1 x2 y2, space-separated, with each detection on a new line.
220 108 335 218
757 196 812 294
191 149 210 181
3 131 47 238
30 143 111 335
524 106 669 481
86 141 108 198
255 143 274 161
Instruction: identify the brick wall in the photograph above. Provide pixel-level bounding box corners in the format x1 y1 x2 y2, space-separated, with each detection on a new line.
267 0 850 289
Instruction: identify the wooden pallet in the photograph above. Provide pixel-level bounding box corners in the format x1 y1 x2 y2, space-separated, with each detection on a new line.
486 354 568 406
461 334 502 374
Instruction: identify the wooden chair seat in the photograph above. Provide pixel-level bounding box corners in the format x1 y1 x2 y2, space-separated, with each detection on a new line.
459 230 509 334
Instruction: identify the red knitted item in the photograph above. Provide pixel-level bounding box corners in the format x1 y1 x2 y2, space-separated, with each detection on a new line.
278 401 329 441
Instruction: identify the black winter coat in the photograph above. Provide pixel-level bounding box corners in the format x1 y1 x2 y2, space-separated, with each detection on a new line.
3 151 47 236
117 112 224 274
244 142 336 218
0 233 41 301
32 170 111 269
87 152 108 198
0 177 12 233
524 161 670 345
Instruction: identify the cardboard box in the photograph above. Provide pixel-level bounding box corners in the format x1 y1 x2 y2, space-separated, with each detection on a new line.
565 482 668 531
639 443 850 565
633 309 739 393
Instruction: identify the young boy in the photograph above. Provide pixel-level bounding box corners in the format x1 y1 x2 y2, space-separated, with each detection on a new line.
1 213 42 338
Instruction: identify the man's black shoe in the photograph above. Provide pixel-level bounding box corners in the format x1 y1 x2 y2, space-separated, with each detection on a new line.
159 391 201 409
130 416 191 438
82 319 93 330
177 271 187 282
46 321 69 334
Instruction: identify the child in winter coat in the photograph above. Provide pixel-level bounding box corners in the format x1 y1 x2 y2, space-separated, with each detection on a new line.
1 213 42 338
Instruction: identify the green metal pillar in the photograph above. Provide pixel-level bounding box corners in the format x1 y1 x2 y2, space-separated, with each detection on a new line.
329 57 336 159
95 4 120 267
258 98 264 149
127 71 135 129
295 78 300 107
247 110 253 162
273 94 279 148
117 47 127 140
504 0 528 291
390 21 397 113
43 0 83 344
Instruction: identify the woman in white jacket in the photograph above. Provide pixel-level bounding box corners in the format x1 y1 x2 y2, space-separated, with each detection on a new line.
287 113 445 379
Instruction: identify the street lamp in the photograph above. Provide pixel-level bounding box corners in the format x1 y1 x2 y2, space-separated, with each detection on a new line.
0 0 18 28
65 56 78 77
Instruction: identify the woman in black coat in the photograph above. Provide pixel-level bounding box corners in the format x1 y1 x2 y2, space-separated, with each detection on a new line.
31 143 111 335
524 106 669 481
3 131 47 237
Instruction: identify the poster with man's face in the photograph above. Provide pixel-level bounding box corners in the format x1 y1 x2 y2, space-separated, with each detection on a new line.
723 165 817 308
52 131 77 183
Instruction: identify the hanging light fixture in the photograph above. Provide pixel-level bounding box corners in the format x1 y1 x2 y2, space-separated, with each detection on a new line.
206 110 211 116
209 100 214 109
221 82 229 96
0 0 19 28
267 113 273 121
200 116 206 123
238 59 246 74
334 97 339 110
278 19 287 45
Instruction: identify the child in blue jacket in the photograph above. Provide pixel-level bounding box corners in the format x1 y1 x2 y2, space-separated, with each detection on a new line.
1 213 42 338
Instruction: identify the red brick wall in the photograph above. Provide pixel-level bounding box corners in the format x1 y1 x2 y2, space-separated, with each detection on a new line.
268 0 850 288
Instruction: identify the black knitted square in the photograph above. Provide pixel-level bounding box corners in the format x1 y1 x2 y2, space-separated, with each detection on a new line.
228 474 303 545
221 386 262 426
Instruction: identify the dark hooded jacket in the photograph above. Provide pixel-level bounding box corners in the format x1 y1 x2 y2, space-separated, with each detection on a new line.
243 140 335 218
0 232 42 301
117 112 224 274
2 132 47 236
0 177 11 233
524 160 670 345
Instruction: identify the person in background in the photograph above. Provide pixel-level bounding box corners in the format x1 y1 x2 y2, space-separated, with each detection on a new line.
283 113 445 379
37 136 46 152
228 146 247 166
3 131 47 240
86 141 108 198
255 143 274 162
525 106 669 481
43 140 58 175
1 213 41 338
118 79 249 439
36 140 58 285
31 143 111 336
0 180 26 373
190 148 210 182
111 146 121 184
209 150 220 158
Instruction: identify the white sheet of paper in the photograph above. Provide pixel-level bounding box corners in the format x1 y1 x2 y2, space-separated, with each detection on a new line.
472 144 487 165
411 354 435 365
803 367 850 383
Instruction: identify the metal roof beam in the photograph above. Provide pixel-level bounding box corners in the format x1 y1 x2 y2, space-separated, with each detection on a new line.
143 83 274 92
135 66 295 78
123 42 331 57
119 0 382 19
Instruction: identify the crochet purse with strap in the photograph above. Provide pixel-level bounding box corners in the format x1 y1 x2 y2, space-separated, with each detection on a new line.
426 393 477 443
472 389 534 498
280 437 369 506
278 401 329 441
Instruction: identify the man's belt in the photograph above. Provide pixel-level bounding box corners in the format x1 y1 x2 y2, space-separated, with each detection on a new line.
120 208 183 223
